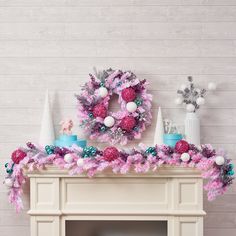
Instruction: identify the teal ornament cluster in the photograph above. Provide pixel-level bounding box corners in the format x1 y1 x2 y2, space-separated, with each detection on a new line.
228 163 235 176
5 162 14 175
145 147 157 156
82 146 97 158
45 145 55 155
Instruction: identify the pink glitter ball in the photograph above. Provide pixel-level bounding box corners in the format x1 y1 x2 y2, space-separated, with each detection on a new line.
121 87 136 102
92 104 107 118
175 140 190 154
103 147 120 162
11 149 27 164
120 116 136 132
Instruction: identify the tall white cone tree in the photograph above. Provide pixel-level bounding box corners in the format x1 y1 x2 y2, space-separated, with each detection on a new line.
39 90 55 146
153 107 164 145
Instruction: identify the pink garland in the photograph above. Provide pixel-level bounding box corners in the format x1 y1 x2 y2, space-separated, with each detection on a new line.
4 143 234 212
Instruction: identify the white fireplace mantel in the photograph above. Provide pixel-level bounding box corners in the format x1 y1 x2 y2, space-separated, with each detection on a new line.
26 166 206 236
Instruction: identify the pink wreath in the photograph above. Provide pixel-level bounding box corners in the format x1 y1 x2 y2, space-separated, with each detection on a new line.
76 69 152 145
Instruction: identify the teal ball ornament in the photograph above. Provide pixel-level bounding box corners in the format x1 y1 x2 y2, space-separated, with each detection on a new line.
7 168 13 174
145 147 157 156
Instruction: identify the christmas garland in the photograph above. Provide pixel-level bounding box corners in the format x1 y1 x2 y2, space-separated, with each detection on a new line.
4 140 234 212
76 68 152 145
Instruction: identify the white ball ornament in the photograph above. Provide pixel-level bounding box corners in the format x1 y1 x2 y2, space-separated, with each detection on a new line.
186 104 195 112
208 82 217 91
215 156 225 165
180 84 188 91
175 97 183 105
126 102 137 112
196 97 205 105
181 153 190 162
4 178 13 187
104 116 115 127
77 158 84 167
98 87 108 98
64 153 74 163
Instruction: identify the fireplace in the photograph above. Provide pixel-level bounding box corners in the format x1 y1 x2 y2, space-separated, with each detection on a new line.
27 166 205 236
66 221 167 236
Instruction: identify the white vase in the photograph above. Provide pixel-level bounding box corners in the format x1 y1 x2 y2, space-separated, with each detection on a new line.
184 112 200 145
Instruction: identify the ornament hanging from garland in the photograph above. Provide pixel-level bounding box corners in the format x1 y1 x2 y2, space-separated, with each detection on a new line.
76 68 152 145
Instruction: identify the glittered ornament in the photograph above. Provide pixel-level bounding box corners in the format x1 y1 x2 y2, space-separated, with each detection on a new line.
64 153 74 163
4 178 13 187
180 153 190 162
126 102 137 113
92 104 107 118
215 156 225 165
11 149 27 164
120 116 136 132
77 158 84 167
196 97 205 105
103 147 120 162
186 104 195 112
175 140 190 154
121 87 136 102
104 116 115 127
99 87 108 98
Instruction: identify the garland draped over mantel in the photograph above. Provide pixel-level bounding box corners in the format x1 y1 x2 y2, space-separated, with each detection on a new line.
4 142 234 212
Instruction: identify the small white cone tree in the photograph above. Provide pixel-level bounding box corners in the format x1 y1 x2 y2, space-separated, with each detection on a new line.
39 90 55 146
153 107 164 145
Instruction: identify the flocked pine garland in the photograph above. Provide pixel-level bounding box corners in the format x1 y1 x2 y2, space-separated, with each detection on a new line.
4 141 234 212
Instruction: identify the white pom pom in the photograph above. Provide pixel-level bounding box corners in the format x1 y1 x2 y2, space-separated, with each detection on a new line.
99 87 108 98
196 97 205 105
77 158 84 167
180 153 190 162
186 104 195 112
5 178 13 187
175 97 183 105
215 156 225 165
208 82 217 91
64 153 74 163
126 102 137 112
180 84 188 90
104 116 115 127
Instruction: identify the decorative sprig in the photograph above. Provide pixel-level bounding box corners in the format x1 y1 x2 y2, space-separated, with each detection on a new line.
175 76 216 112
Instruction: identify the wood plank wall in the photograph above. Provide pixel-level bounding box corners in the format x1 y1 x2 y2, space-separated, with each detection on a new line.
0 0 236 235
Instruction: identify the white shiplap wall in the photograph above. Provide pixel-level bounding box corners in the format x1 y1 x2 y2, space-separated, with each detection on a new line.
0 1 236 236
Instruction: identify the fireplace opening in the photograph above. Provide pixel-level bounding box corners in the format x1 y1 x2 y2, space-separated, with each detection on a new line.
66 220 167 236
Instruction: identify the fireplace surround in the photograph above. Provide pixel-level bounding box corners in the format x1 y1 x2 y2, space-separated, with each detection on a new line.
26 166 205 236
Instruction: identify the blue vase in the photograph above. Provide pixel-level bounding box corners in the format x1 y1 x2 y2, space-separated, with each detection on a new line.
163 134 183 147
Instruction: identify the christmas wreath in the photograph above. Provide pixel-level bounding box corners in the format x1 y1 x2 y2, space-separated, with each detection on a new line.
76 69 152 145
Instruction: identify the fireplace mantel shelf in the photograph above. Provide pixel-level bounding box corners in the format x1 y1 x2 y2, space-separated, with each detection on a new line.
27 166 205 236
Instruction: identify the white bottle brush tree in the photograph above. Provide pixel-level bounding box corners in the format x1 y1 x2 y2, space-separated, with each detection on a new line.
175 76 216 112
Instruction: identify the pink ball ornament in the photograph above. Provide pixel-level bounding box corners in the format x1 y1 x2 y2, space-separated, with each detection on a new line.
121 87 136 102
92 104 107 118
11 149 27 164
120 116 136 132
103 147 120 162
175 140 190 154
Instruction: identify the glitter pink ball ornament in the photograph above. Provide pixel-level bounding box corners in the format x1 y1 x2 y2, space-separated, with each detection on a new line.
175 140 190 154
103 147 120 162
121 87 136 102
11 149 27 164
120 116 136 132
92 104 107 118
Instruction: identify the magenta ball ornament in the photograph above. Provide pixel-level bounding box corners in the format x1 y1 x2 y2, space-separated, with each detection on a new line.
175 140 190 154
92 104 107 118
121 87 136 102
120 116 136 132
103 147 120 162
